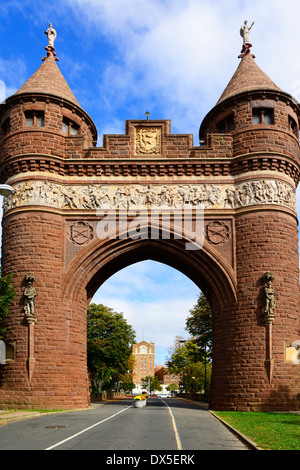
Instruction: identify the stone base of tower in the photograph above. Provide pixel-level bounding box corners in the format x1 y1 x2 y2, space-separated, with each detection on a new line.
209 379 300 412
0 364 91 410
0 392 91 411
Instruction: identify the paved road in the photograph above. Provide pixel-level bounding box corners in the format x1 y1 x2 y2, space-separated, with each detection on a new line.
0 397 249 451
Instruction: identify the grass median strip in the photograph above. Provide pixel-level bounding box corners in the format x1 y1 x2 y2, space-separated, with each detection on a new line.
214 411 300 450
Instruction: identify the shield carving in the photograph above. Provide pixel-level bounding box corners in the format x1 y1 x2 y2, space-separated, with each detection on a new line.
205 221 230 245
135 127 161 155
69 221 94 245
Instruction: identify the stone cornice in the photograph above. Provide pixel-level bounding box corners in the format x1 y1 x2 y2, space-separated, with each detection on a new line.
1 151 300 184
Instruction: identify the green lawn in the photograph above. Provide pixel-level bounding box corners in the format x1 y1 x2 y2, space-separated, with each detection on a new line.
214 411 300 450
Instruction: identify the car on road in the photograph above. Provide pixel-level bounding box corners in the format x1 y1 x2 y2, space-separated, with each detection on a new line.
158 393 171 398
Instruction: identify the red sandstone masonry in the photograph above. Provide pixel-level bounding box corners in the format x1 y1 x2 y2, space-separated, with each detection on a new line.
0 212 90 409
0 50 300 411
210 210 300 411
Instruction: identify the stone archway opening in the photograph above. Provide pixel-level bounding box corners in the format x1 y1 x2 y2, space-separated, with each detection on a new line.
61 225 237 409
91 259 199 345
89 259 201 396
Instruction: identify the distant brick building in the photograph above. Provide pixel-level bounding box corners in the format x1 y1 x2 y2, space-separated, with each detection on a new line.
0 30 299 411
131 340 155 393
155 365 180 393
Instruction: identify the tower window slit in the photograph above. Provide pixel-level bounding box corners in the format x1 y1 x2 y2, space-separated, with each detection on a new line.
252 108 274 125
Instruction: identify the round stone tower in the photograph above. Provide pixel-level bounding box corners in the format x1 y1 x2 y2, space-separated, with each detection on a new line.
0 38 97 409
200 45 300 410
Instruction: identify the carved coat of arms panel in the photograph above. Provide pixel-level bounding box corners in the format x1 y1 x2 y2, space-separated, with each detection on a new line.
135 127 161 155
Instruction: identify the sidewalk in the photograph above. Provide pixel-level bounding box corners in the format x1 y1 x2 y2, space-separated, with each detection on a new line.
0 409 48 425
0 406 92 425
174 397 263 450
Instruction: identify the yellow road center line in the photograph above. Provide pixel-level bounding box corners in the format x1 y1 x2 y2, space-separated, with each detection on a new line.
161 399 183 450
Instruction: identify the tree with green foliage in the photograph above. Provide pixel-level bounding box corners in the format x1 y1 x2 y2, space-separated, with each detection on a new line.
185 292 212 394
166 383 178 392
141 375 162 394
118 354 136 392
166 340 211 395
180 362 211 395
166 293 213 395
87 303 136 393
0 269 15 341
185 292 212 360
166 340 202 374
167 340 200 372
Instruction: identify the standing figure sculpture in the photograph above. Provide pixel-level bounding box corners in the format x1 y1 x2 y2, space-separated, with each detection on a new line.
24 272 37 319
262 272 276 323
45 23 57 47
240 20 254 45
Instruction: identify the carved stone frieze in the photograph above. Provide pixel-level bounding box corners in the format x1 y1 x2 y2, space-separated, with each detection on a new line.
3 179 296 213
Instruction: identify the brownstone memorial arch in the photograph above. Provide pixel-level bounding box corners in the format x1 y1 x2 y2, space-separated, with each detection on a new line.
0 34 299 411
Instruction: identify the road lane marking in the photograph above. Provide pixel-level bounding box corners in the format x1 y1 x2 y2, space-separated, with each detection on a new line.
45 405 133 450
160 399 183 450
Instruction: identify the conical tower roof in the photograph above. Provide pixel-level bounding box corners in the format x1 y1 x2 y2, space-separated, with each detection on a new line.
14 53 80 107
217 52 281 104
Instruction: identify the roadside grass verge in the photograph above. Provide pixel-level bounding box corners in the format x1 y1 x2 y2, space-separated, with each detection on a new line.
214 411 300 450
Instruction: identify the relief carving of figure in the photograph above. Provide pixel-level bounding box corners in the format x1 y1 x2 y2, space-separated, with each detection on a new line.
3 179 296 213
224 188 235 207
61 186 80 209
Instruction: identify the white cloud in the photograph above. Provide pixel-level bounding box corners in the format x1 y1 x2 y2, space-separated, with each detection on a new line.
92 260 199 364
0 57 27 97
61 0 300 139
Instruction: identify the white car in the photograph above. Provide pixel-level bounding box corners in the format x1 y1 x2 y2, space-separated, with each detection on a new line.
158 393 171 398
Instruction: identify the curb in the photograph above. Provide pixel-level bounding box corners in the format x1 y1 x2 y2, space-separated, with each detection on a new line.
209 411 263 450
175 397 262 450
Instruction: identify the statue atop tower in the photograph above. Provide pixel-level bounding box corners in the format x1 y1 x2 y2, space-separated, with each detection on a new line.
43 23 58 61
240 20 254 44
45 23 57 47
239 20 255 58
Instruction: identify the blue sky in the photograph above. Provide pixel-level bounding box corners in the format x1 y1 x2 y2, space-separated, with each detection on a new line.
1 0 300 365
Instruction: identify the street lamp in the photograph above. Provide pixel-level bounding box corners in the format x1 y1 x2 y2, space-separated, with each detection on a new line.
0 184 14 196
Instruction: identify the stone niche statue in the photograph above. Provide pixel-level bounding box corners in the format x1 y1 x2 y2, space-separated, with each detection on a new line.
24 272 37 321
262 271 275 324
